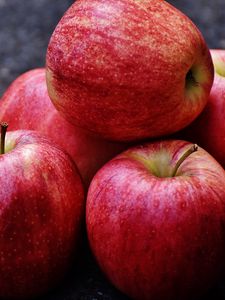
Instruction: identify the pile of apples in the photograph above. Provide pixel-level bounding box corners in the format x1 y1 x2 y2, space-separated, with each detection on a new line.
1 0 225 299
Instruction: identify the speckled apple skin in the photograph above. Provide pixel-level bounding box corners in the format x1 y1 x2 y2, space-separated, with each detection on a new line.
0 130 84 299
86 140 225 300
180 50 225 167
0 68 126 188
46 0 214 142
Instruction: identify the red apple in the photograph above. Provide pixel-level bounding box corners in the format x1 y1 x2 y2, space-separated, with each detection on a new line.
0 127 84 299
179 49 225 167
46 0 213 142
86 140 225 300
0 68 126 188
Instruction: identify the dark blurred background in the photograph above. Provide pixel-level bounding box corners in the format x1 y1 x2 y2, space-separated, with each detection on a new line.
0 1 225 299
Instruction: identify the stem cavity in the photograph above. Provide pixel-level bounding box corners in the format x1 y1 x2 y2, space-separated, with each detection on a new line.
1 122 8 155
172 144 198 177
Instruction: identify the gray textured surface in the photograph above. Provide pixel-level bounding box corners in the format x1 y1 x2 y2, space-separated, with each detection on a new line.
0 1 225 299
0 0 74 96
169 0 225 50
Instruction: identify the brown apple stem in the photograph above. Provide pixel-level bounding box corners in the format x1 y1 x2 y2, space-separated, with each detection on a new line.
1 122 8 155
172 144 198 177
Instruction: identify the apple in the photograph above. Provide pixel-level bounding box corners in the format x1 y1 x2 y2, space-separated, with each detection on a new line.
86 140 225 300
0 125 85 299
46 0 214 142
178 49 225 167
0 68 126 188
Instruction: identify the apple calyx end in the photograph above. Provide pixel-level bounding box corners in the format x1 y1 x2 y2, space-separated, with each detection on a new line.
185 69 199 89
172 144 198 177
1 122 8 155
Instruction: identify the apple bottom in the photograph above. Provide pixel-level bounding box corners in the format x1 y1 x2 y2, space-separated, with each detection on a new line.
87 140 225 300
0 254 71 299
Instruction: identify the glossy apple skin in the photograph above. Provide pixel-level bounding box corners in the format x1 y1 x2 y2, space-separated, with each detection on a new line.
46 0 213 142
0 68 126 188
86 140 225 300
179 50 225 167
0 130 84 299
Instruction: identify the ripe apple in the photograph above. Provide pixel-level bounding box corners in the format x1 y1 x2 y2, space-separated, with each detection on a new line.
0 68 126 188
178 49 225 167
46 0 214 142
86 140 225 300
0 126 85 299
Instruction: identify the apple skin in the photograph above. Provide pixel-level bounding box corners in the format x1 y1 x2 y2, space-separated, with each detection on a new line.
0 130 84 299
46 0 214 142
178 49 225 167
0 68 126 188
86 140 225 300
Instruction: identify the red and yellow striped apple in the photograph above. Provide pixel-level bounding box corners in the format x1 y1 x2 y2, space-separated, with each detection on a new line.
0 68 126 188
86 140 225 300
0 128 84 299
46 0 214 142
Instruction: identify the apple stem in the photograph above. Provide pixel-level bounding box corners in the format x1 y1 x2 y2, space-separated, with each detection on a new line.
172 144 198 177
0 122 8 155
